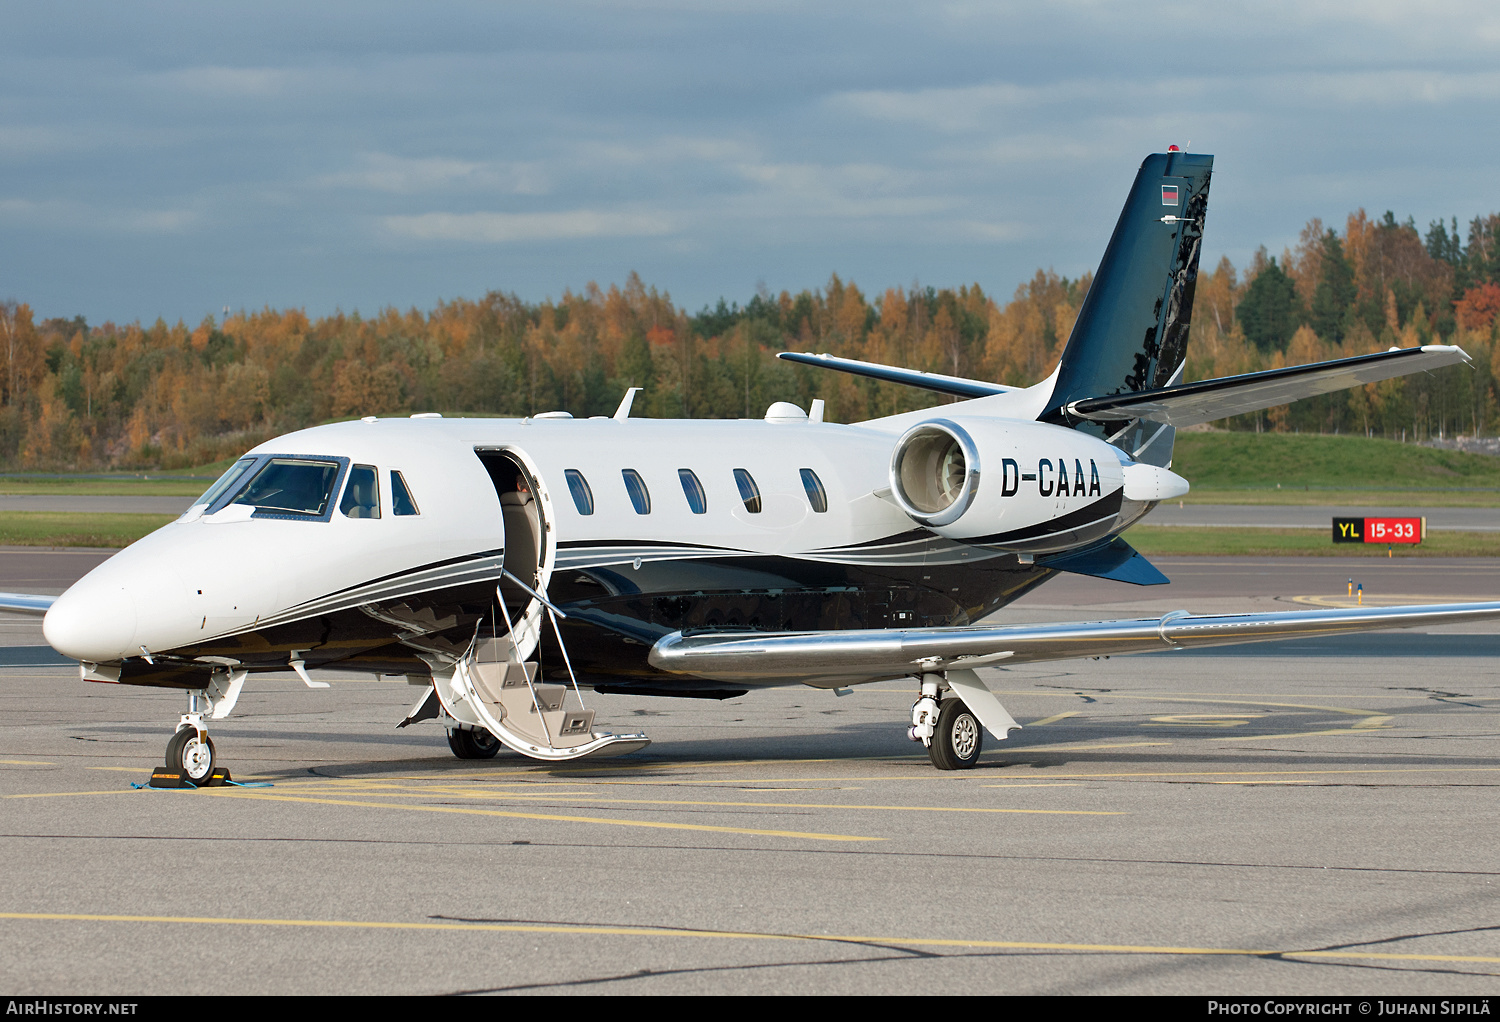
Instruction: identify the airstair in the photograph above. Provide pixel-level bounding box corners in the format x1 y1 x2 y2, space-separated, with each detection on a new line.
426 581 649 761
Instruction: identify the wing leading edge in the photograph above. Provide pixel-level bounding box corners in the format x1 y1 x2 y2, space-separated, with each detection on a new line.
775 351 1015 399
0 593 56 617
649 600 1500 686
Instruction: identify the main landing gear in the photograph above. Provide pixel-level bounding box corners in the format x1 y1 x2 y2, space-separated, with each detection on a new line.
447 726 502 759
908 676 983 770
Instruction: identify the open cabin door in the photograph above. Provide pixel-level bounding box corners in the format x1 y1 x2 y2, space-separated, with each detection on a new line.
478 447 553 654
426 448 647 761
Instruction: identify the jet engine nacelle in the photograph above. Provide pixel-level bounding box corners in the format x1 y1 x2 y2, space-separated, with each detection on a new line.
888 417 1139 552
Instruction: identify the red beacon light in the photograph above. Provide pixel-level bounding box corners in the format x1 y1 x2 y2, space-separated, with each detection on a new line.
1167 145 1182 152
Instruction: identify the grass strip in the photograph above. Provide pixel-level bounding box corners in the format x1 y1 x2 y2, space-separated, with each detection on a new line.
1181 488 1500 508
1127 526 1500 557
0 480 207 496
0 512 177 547
1173 432 1500 490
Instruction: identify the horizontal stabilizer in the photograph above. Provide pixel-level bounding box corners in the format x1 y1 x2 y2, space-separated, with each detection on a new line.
1066 345 1469 427
1038 536 1169 586
776 351 1014 399
649 600 1500 686
0 592 55 617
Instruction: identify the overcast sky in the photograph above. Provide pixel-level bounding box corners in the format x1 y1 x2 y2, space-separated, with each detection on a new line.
4 1 1499 326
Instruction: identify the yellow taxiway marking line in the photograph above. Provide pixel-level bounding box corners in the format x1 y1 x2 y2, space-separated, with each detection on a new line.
1352 715 1394 729
1288 594 1496 608
0 760 53 766
1097 694 1381 717
1014 766 1500 780
1211 780 1315 785
204 790 883 842
1027 712 1080 727
6 789 140 799
249 786 1119 816
1209 728 1394 742
2 911 1497 966
987 690 1500 702
393 756 890 777
1010 741 1172 752
86 766 160 772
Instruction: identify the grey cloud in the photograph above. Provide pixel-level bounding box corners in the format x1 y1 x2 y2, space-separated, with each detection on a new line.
382 209 676 243
318 154 550 196
2 1 1498 324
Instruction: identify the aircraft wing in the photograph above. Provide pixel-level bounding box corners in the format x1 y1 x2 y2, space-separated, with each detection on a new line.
1066 345 1469 427
649 600 1500 685
776 351 1015 399
0 593 56 617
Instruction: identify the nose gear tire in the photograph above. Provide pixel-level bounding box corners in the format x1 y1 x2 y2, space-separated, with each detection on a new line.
928 697 982 770
165 728 216 783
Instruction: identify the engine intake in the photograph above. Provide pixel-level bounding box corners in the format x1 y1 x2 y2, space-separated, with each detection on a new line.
889 420 980 527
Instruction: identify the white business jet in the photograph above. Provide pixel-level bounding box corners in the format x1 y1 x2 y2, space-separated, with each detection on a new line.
9 149 1498 782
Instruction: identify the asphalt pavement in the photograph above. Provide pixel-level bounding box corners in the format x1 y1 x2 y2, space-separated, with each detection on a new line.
2 553 1499 994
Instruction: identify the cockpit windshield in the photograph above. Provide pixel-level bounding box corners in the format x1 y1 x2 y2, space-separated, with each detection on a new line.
191 457 256 512
231 458 342 517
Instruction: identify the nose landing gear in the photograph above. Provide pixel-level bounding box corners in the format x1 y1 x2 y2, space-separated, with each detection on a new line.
165 715 216 782
157 680 239 786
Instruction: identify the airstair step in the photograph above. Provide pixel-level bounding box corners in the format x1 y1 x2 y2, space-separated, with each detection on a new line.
558 709 595 737
500 661 538 689
474 637 519 663
528 684 566 713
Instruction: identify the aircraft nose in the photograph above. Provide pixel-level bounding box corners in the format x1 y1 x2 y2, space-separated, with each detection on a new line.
44 582 139 663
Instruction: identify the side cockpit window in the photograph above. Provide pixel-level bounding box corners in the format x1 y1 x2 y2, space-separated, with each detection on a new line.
340 465 382 519
191 456 257 514
234 458 342 518
391 471 420 516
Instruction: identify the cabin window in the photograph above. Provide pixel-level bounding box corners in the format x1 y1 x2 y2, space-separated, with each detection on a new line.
733 468 762 513
391 471 420 516
678 469 707 514
233 458 342 518
622 469 651 514
192 457 256 512
339 465 381 519
800 468 828 513
565 469 594 515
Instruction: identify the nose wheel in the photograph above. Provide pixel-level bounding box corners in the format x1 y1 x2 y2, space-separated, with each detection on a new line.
165 719 216 783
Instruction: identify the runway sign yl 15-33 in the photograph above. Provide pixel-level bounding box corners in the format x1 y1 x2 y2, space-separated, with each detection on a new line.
1332 517 1426 544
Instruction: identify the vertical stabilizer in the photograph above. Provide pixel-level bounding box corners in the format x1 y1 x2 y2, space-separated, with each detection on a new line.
1041 151 1212 465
